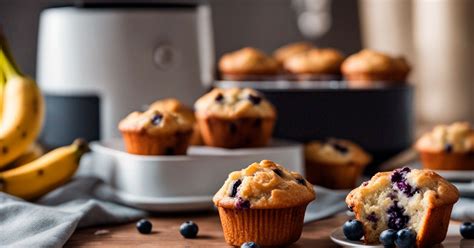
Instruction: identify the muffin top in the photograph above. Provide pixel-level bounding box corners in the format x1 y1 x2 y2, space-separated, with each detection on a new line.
149 98 195 123
283 48 344 74
273 42 314 64
118 109 193 135
219 47 280 75
305 139 372 165
415 122 474 153
213 160 315 209
347 167 459 209
194 88 276 119
341 49 410 76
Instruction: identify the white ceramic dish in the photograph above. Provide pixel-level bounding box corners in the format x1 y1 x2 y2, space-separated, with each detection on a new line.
78 138 303 211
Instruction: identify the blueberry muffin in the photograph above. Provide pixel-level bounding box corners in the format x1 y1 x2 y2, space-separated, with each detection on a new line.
218 47 280 81
304 139 372 189
214 160 315 247
118 109 193 155
149 98 202 145
346 167 459 247
273 41 313 65
341 49 410 87
194 88 276 148
415 122 474 170
283 48 345 80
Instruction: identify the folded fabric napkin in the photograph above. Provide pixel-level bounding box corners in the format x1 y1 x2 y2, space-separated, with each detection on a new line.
0 177 146 248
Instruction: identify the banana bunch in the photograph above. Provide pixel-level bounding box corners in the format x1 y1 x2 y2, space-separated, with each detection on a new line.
0 31 89 200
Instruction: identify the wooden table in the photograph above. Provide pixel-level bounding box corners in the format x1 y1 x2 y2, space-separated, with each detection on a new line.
66 212 467 247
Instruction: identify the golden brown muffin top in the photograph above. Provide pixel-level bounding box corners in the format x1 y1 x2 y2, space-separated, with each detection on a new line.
118 109 193 135
213 160 315 209
194 88 276 119
415 122 474 153
341 49 410 76
273 42 314 64
346 167 459 209
219 47 280 75
149 98 196 123
305 139 372 165
283 48 345 74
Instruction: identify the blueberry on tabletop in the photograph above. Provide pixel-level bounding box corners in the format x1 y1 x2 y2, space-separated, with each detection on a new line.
241 242 260 248
395 228 416 248
379 229 397 247
180 221 199 239
460 222 474 239
342 219 364 241
136 219 152 234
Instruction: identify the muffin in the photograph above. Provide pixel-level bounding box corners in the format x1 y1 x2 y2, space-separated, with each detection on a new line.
194 88 276 148
283 48 345 80
118 109 193 155
415 122 474 170
214 160 316 247
273 41 313 65
304 138 372 189
149 98 202 145
341 49 410 87
346 167 459 247
218 47 280 81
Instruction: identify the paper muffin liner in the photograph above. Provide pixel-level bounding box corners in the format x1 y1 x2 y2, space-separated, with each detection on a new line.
415 204 454 247
121 130 192 155
217 205 308 247
305 160 367 189
197 116 275 148
419 151 474 170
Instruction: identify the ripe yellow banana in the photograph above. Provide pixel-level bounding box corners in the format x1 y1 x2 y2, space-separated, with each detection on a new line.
0 139 89 200
1 143 45 171
0 45 45 169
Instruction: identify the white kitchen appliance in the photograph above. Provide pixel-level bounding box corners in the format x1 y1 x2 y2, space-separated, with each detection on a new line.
36 0 214 147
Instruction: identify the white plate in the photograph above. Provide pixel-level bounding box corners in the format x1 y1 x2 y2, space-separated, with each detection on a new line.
78 138 303 212
330 227 382 248
330 224 464 247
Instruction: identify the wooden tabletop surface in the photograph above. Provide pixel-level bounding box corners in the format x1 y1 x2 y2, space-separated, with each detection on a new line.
66 212 468 247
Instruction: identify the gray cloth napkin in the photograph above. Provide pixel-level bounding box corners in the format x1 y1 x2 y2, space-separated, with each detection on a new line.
0 177 146 248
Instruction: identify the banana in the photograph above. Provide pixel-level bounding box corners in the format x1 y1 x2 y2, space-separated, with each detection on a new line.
1 143 45 171
0 139 89 200
0 43 45 169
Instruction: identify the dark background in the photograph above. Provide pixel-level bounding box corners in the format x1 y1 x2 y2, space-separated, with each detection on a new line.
0 0 361 78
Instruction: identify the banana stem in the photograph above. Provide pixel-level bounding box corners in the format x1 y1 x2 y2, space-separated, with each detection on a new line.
0 48 20 80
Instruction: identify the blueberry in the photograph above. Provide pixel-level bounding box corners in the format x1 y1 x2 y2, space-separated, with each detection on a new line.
460 222 474 239
273 169 283 177
332 143 349 154
387 202 409 230
215 93 224 102
235 197 251 210
379 229 397 247
179 221 199 238
230 179 242 197
395 228 416 248
136 219 152 234
241 242 260 248
248 94 262 105
343 219 365 241
296 178 306 186
151 113 163 125
367 212 378 223
445 143 453 153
